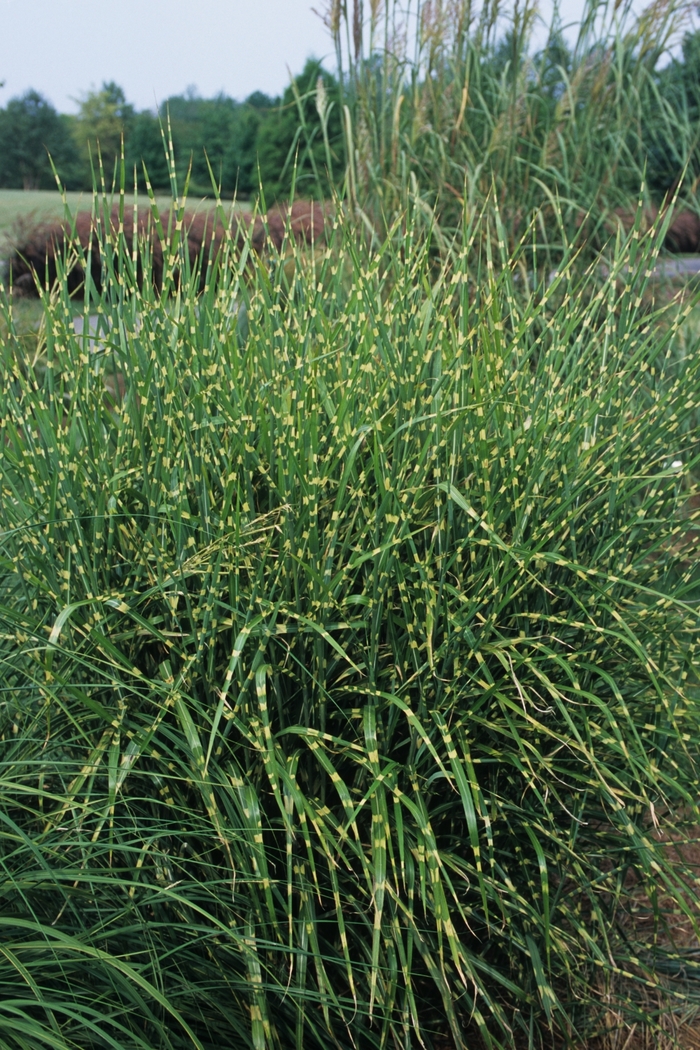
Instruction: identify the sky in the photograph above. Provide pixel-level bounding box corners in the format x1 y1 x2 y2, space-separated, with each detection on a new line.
0 0 665 115
0 0 333 112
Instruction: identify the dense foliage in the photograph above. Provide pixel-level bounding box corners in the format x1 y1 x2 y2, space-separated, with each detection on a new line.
0 191 699 1048
645 28 700 195
0 90 80 191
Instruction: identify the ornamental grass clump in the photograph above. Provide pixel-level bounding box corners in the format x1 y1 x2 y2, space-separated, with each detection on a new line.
324 0 698 252
0 189 699 1050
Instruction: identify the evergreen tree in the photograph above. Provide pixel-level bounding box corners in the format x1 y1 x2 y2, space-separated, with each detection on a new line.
0 90 79 190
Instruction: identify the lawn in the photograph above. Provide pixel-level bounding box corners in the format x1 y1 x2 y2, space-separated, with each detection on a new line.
0 188 249 252
0 188 93 239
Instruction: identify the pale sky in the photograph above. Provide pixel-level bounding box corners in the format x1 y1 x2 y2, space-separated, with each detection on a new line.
0 0 333 112
0 0 668 115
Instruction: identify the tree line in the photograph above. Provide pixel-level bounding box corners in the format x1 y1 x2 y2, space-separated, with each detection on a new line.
0 59 343 201
1 32 700 203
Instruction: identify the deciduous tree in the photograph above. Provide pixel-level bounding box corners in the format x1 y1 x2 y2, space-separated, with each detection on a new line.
72 81 134 177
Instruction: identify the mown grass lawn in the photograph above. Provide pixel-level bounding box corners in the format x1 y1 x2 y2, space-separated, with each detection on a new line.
0 189 93 240
0 188 249 250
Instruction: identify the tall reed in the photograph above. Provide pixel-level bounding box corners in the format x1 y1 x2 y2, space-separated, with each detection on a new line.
322 0 695 250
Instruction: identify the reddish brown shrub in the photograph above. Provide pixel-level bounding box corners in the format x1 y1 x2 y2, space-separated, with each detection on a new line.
7 209 162 296
264 200 332 250
609 205 700 253
5 201 331 298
